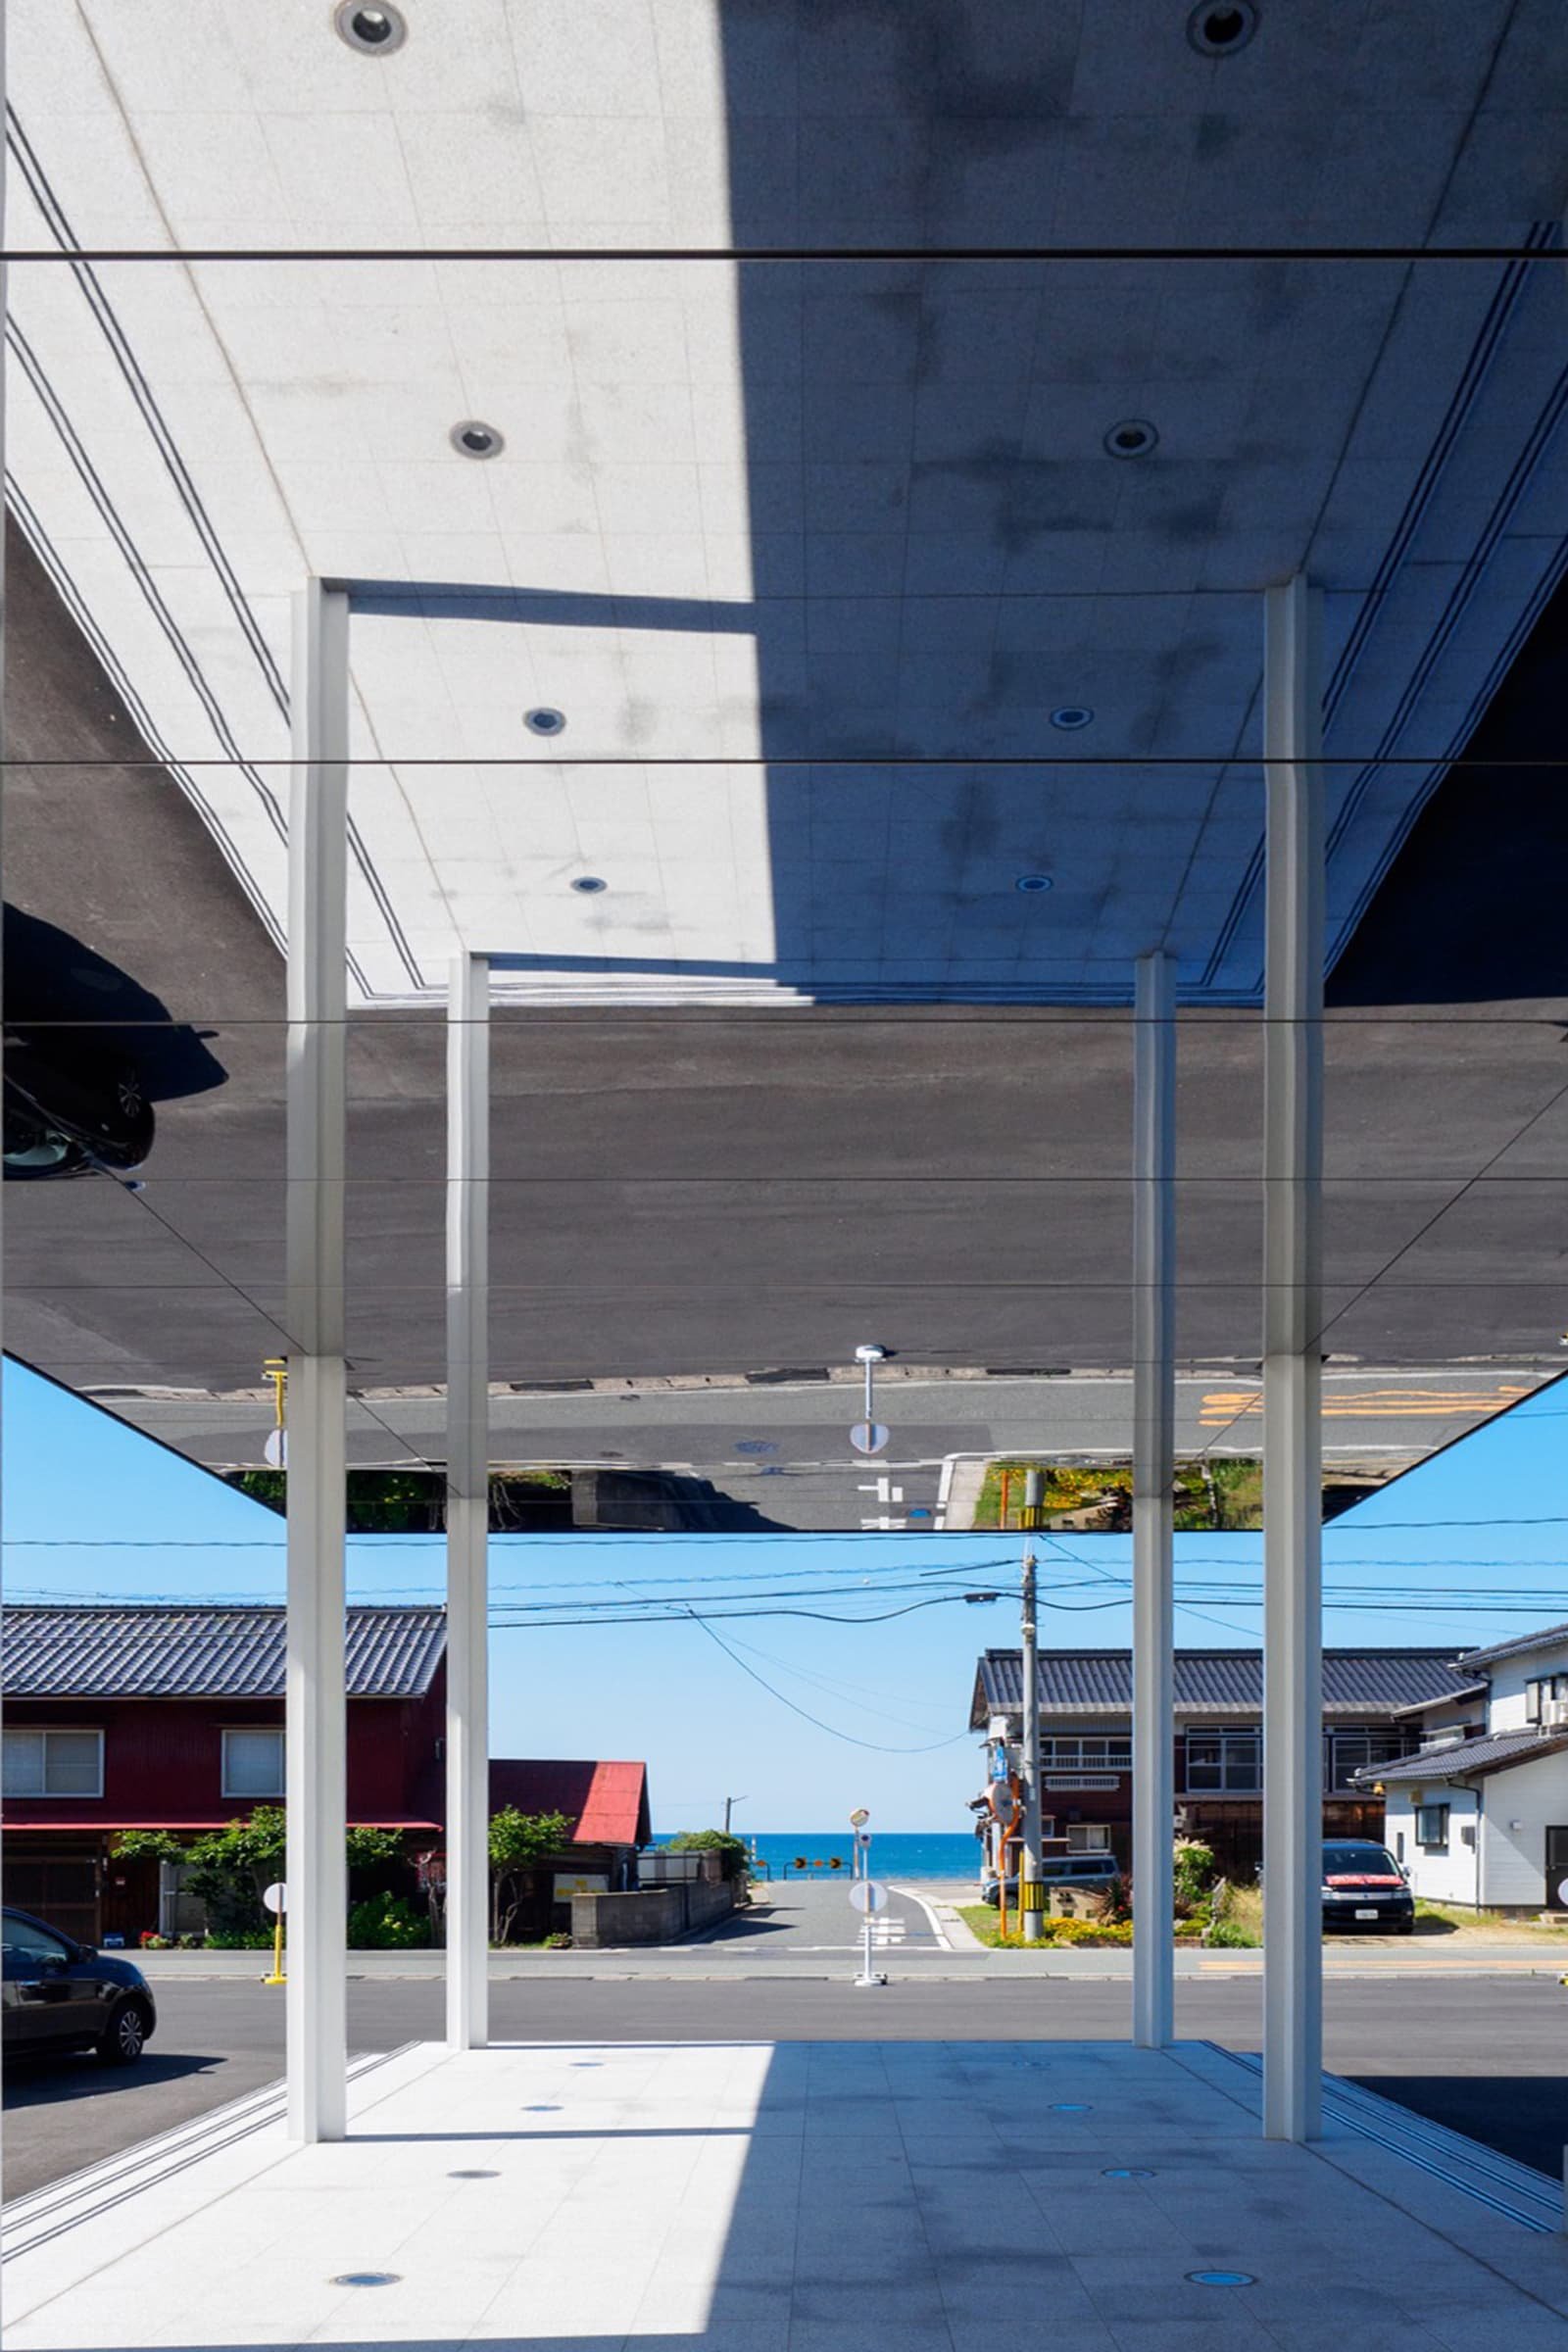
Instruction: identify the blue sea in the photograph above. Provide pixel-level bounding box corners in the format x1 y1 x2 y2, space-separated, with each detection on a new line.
659 1832 982 1883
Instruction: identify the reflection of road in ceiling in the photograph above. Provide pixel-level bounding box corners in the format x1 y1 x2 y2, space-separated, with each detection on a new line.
1200 1380 1535 1426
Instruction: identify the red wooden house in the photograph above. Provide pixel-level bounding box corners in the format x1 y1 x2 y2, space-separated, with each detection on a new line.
1 1604 648 1944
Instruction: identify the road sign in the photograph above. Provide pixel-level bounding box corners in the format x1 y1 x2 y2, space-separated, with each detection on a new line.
262 1882 286 1915
849 1879 888 1914
849 1421 889 1455
264 1428 287 1468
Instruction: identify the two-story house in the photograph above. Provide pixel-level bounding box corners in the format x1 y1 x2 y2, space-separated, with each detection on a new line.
970 1645 1479 1880
1 1603 650 1943
1354 1621 1568 1914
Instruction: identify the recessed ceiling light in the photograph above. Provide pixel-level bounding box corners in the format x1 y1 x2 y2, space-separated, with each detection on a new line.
1186 2271 1256 2287
570 876 608 895
1050 706 1094 731
524 707 565 736
1103 418 1158 459
1187 2 1258 55
330 2273 401 2288
1015 874 1054 894
1102 2168 1156 2180
450 419 504 460
333 4 408 54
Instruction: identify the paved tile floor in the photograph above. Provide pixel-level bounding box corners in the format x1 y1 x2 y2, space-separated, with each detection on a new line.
7 2038 1568 2350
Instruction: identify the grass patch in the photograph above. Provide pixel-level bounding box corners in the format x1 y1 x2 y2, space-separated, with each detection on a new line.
1414 1900 1568 1937
974 1458 1265 1533
958 1905 1133 1948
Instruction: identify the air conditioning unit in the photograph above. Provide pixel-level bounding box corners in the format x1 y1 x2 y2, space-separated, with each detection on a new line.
1542 1698 1568 1728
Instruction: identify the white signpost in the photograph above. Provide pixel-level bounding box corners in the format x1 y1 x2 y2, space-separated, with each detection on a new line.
850 1876 888 1987
850 1345 889 1458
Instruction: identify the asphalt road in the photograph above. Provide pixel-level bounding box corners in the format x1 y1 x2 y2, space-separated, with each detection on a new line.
700 1874 941 1955
6 1974 1564 2203
109 1366 1541 1532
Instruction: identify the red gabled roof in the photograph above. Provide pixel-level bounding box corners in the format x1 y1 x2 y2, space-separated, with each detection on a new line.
487 1758 650 1849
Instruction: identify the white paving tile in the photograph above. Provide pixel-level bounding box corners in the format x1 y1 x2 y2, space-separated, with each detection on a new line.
5 2039 1565 2351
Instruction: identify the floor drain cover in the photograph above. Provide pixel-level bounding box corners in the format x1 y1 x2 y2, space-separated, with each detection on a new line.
330 2273 401 2288
1102 2167 1155 2180
1187 2271 1255 2287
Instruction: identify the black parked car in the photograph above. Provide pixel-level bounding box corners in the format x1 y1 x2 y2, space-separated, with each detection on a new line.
1321 1840 1415 1935
1 1906 158 2062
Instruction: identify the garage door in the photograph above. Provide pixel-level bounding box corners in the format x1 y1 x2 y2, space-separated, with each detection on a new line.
4 1853 100 1946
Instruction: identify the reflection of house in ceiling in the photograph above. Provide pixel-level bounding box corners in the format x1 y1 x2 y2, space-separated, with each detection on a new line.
4 3 1567 1487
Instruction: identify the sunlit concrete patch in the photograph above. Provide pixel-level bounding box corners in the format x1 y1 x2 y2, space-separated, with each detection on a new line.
5 2038 1567 2350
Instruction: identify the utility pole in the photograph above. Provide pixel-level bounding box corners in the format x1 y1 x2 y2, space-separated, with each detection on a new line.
723 1794 747 1835
1020 1466 1045 1942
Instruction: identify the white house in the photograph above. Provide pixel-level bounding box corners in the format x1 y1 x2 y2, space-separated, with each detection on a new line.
1357 1623 1568 1914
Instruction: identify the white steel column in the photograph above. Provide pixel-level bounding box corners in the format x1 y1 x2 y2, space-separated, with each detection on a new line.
285 579 350 2145
1261 575 1325 2143
1131 950 1176 2048
446 952 491 2050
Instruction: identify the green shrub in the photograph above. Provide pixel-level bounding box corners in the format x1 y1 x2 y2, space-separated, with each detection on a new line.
347 1892 430 1950
1173 1838 1216 1914
1204 1916 1259 1948
205 1927 274 1950
543 1932 571 1949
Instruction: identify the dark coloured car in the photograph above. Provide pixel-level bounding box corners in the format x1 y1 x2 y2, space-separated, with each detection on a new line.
981 1852 1122 1905
1321 1839 1415 1935
2 1906 158 2062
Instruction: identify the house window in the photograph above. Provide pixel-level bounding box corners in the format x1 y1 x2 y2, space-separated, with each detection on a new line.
222 1728 285 1799
1526 1681 1544 1726
1040 1737 1132 1770
1184 1731 1260 1792
1415 1802 1449 1850
1324 1730 1406 1790
2 1728 104 1797
1066 1824 1110 1852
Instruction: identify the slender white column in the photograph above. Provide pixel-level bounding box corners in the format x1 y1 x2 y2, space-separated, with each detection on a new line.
446 953 491 2050
1261 575 1325 2144
0 13 10 2259
285 579 350 2145
1131 950 1176 2049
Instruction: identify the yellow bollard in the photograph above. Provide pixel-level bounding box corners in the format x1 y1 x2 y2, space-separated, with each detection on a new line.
262 1912 285 1985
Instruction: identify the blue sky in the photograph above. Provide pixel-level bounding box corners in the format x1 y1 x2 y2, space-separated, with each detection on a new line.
5 1361 1568 1834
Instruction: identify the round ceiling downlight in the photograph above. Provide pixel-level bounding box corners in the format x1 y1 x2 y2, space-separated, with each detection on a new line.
525 707 565 736
450 420 504 460
334 4 408 54
1015 874 1054 894
1103 418 1158 459
570 876 608 895
1050 706 1094 731
1187 2 1258 55
1187 2271 1256 2287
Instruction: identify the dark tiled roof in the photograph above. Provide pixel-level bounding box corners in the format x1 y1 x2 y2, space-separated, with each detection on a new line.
1456 1621 1568 1671
1358 1729 1568 1786
1 1605 446 1699
971 1647 1477 1725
